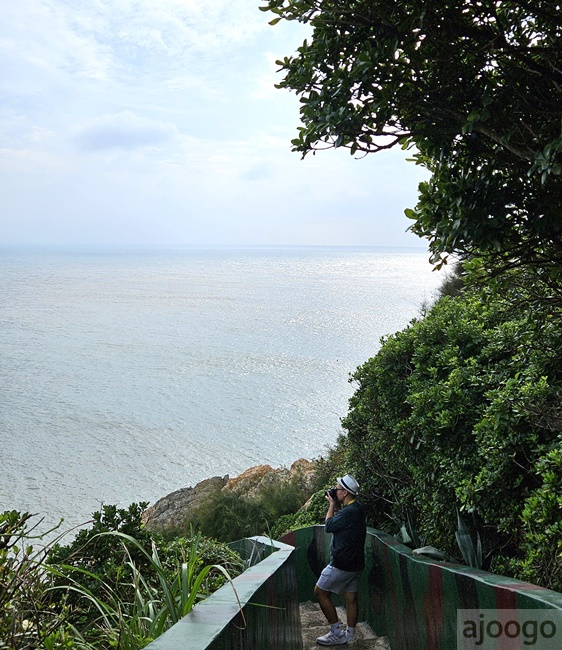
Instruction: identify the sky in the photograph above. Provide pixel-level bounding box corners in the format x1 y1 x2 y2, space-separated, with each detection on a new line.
0 0 430 247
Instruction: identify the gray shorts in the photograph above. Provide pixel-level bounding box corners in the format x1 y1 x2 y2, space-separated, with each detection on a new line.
316 564 361 594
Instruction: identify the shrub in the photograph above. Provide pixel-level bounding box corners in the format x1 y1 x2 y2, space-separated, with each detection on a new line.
47 503 243 625
268 490 331 540
0 505 245 649
341 271 562 583
500 444 562 591
182 470 317 543
0 511 66 649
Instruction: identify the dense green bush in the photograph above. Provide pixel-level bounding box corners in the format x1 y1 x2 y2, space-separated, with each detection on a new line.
1 505 244 649
269 490 332 540
341 270 562 587
501 445 562 592
183 472 315 543
48 503 156 613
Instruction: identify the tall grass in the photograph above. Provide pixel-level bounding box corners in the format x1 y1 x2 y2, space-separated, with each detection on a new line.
1 510 244 649
47 531 244 648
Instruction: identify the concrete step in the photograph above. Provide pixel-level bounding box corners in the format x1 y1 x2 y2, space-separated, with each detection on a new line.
300 601 391 649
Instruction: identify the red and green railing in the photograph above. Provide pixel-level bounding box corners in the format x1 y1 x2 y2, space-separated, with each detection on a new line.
145 526 562 649
281 526 562 649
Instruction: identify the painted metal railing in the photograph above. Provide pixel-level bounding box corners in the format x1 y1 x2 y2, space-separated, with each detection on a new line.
144 536 301 650
280 526 562 649
145 525 562 649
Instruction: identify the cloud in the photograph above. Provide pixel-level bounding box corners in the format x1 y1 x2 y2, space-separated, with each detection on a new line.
66 0 269 82
0 1 431 248
0 2 115 87
73 111 180 152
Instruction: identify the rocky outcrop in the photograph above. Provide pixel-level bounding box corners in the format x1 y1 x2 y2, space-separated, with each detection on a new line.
141 475 228 533
142 459 316 534
227 458 316 496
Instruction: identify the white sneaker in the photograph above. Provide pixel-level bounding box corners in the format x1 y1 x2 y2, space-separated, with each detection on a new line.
316 630 347 645
345 631 356 644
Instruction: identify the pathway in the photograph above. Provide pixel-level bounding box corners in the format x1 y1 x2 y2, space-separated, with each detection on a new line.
300 601 391 649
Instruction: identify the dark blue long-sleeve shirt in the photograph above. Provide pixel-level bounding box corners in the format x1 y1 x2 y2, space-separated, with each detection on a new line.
325 500 366 572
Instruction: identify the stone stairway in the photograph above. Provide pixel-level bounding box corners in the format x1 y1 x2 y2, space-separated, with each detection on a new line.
300 601 391 649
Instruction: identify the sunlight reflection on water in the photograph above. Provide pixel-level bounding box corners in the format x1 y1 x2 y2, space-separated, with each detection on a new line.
0 246 443 531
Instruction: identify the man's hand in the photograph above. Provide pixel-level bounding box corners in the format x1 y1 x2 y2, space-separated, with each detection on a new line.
325 490 337 521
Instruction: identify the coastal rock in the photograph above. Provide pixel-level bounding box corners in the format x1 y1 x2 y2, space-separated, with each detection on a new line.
227 459 315 496
142 475 228 533
142 459 316 533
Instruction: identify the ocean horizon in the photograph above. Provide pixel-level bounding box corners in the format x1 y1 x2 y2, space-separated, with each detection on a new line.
0 244 443 533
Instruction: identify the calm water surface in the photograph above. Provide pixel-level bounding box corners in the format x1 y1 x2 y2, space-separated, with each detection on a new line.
0 246 442 531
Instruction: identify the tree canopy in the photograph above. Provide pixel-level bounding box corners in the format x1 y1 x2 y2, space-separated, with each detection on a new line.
262 0 562 272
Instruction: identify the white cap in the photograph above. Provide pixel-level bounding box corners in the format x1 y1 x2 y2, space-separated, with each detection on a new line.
337 474 359 495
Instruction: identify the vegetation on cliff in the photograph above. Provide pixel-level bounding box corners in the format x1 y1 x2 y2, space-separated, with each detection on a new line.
341 265 562 590
0 505 243 649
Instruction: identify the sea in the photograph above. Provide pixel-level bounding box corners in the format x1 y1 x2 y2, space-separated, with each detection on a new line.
0 245 443 535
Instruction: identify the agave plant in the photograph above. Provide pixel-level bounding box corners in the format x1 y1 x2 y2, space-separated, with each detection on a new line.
393 509 425 549
455 509 483 569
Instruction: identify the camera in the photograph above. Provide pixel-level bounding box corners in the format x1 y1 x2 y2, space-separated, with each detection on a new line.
326 487 338 500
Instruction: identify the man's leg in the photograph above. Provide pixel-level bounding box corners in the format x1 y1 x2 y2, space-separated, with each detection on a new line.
314 585 347 645
314 585 338 624
342 590 359 628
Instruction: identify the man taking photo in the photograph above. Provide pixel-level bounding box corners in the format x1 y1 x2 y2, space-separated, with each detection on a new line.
314 474 367 646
